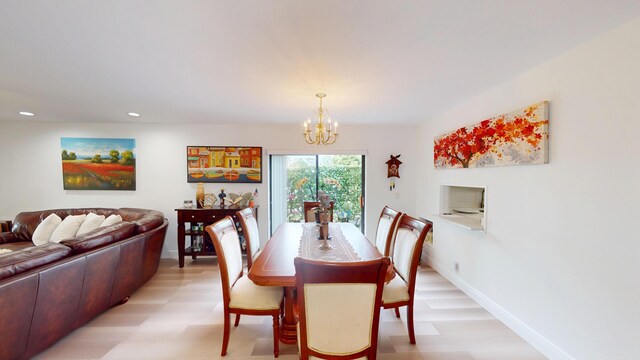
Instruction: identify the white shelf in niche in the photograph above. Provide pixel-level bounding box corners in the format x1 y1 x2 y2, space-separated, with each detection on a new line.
437 185 486 232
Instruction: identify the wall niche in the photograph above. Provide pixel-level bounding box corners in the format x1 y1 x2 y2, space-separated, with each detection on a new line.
439 185 486 231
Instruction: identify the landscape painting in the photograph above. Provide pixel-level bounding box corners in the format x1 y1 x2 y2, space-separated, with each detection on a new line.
434 101 549 169
61 138 136 190
187 146 262 183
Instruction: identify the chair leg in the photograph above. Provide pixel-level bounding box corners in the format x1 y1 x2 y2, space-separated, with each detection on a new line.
407 303 416 345
394 307 401 318
272 313 280 358
221 310 230 356
234 314 241 327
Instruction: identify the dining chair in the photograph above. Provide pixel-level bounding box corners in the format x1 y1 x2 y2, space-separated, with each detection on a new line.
374 206 402 257
206 216 284 357
294 256 391 360
236 207 261 271
303 201 334 222
382 214 432 344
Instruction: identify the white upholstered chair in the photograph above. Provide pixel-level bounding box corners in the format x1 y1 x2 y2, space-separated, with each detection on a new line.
374 206 402 257
206 216 283 357
236 207 261 270
382 214 432 344
294 256 391 360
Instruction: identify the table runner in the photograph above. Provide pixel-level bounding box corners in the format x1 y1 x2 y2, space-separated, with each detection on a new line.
298 223 361 262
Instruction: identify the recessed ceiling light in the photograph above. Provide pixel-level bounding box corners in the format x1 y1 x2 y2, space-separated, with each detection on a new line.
19 111 35 116
127 112 140 117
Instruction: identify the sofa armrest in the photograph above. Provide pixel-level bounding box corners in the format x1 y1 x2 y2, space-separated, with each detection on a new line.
0 232 21 244
118 208 165 233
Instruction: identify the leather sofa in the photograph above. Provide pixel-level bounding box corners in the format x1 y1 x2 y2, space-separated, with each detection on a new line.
0 208 168 360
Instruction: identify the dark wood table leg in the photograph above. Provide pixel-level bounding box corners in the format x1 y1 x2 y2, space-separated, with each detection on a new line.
280 286 298 344
178 224 185 268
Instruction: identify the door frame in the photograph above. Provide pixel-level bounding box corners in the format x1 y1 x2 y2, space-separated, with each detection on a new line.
267 149 368 235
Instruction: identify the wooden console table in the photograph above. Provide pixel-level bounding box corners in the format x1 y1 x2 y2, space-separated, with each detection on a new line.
175 206 258 268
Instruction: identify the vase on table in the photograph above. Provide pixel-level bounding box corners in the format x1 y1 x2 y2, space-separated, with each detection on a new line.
196 183 205 209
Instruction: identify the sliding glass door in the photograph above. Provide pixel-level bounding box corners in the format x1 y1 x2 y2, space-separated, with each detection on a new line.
270 154 365 234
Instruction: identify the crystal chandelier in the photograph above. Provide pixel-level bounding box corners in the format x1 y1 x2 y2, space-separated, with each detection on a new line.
303 93 338 145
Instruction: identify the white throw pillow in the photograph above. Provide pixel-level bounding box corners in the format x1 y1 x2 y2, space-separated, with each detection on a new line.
49 214 87 243
32 213 62 246
100 214 123 228
76 212 106 236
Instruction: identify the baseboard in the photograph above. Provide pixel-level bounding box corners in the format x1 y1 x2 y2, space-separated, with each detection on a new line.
164 250 179 259
425 254 574 360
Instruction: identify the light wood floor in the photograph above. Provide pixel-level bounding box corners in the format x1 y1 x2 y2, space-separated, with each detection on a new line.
35 258 547 359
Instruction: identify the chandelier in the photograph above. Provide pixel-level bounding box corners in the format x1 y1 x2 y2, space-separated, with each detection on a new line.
303 93 338 145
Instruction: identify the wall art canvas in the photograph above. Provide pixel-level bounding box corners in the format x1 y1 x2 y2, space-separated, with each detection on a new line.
434 101 549 169
187 146 262 183
61 138 136 190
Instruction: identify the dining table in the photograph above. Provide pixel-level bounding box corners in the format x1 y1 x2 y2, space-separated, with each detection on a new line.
248 222 388 344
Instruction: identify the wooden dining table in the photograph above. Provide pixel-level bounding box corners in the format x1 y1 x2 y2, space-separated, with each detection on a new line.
248 222 386 344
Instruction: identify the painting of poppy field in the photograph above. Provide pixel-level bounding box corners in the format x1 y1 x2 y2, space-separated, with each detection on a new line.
434 101 549 169
61 138 136 190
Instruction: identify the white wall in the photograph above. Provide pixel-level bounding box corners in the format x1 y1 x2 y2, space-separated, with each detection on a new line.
0 122 418 258
417 16 640 360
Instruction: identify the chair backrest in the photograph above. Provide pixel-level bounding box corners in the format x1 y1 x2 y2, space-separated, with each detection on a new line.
0 220 12 233
303 201 334 222
206 216 243 305
236 207 260 270
391 215 432 291
294 256 391 359
374 206 402 256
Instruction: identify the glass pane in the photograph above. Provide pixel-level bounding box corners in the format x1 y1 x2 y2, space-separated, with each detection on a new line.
270 155 287 233
318 155 363 230
271 154 365 234
285 156 317 223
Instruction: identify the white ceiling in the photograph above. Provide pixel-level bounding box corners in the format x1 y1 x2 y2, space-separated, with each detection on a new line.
1 1 639 125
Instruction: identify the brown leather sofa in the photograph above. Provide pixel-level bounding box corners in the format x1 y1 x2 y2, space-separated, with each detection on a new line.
0 208 168 360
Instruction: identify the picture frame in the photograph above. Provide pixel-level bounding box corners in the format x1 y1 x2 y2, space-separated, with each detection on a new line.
434 101 549 169
187 146 262 183
61 137 136 190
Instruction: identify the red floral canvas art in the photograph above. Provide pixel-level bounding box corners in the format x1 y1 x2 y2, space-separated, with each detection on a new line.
434 101 549 169
61 137 136 190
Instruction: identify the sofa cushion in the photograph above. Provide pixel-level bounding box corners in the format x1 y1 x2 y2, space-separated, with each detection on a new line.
76 213 105 236
100 214 122 228
11 209 118 241
0 243 72 281
50 214 86 243
61 222 137 254
0 242 34 252
32 214 62 246
11 208 164 241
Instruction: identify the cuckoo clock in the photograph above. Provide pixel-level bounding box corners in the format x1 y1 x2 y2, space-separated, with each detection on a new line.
386 154 402 178
386 154 402 190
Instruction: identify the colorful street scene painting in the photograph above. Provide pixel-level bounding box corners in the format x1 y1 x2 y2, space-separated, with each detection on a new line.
434 101 549 169
187 146 262 183
61 138 136 190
